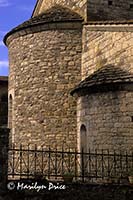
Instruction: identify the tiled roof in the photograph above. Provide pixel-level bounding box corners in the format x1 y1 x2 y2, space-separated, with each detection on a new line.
71 65 133 95
3 5 83 44
5 5 83 35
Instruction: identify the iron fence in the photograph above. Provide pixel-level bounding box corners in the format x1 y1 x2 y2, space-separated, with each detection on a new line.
8 145 133 182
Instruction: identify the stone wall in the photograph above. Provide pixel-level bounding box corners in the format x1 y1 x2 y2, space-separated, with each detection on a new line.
77 90 133 152
0 77 8 127
33 0 88 20
82 24 133 79
87 0 133 20
7 23 82 150
33 0 133 21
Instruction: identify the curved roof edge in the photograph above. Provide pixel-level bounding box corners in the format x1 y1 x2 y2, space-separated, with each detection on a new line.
71 65 133 96
4 5 83 45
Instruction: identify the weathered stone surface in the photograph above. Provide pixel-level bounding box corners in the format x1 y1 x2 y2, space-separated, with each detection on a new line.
4 0 133 154
77 91 133 152
87 0 133 21
33 0 133 21
8 26 82 150
33 0 88 20
82 25 133 79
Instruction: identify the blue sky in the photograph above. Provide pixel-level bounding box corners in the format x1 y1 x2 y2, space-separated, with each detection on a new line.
0 0 37 76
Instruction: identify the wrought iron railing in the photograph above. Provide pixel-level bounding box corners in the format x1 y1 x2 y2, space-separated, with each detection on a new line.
8 145 133 182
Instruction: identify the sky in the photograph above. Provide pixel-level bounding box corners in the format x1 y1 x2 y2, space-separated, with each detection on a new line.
0 0 37 76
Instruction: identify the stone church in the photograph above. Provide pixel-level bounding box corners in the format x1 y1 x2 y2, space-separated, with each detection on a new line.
3 0 133 152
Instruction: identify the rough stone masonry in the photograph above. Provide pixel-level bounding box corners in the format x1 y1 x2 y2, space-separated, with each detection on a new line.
3 0 133 152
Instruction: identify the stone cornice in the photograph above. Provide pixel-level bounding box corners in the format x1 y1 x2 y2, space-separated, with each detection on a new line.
84 20 133 25
83 21 133 32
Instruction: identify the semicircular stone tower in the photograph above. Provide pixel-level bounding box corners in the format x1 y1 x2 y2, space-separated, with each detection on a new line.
4 5 83 149
71 65 133 152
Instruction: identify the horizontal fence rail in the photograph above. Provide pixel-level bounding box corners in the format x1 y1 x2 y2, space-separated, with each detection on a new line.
8 145 133 183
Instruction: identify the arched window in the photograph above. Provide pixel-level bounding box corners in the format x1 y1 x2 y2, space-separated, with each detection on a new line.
80 124 87 153
80 124 87 175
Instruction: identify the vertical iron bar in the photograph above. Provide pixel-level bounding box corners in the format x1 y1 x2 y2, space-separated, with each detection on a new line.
82 148 84 182
88 148 91 181
114 150 116 178
34 144 37 175
68 148 71 172
27 144 30 179
61 145 64 177
107 149 110 179
126 151 128 176
131 151 133 169
41 146 44 176
48 146 50 179
95 149 97 180
55 147 57 179
120 150 122 178
12 143 15 178
20 144 22 179
74 148 77 181
101 149 104 180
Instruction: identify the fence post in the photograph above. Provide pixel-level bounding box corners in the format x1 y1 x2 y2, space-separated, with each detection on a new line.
41 146 44 176
0 128 10 191
61 145 64 176
27 144 30 179
55 147 58 179
12 143 15 178
74 148 77 181
48 146 51 179
34 144 37 175
20 144 23 179
81 148 85 182
95 149 98 179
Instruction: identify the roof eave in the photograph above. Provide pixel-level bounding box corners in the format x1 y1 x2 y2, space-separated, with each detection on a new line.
71 81 133 96
3 18 83 46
